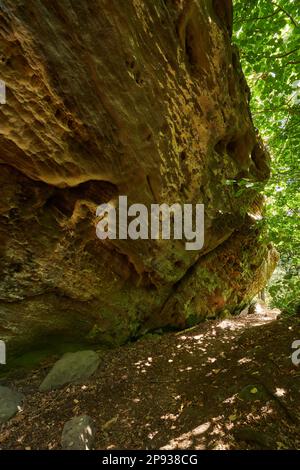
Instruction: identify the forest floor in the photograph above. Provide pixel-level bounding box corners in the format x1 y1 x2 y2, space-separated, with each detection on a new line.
0 308 300 450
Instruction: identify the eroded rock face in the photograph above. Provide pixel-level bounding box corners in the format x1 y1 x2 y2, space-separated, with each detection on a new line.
0 0 277 357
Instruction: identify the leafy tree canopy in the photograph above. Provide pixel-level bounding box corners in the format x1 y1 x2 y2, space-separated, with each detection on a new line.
233 0 300 313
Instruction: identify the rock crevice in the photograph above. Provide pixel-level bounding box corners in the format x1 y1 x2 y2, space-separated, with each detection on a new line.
0 0 277 357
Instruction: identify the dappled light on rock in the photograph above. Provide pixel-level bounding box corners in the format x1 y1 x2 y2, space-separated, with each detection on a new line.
0 0 277 356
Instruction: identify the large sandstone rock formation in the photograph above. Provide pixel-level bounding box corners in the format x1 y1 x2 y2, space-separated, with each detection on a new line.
0 0 277 358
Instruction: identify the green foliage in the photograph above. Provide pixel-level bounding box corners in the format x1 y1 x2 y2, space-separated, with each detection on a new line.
233 0 300 314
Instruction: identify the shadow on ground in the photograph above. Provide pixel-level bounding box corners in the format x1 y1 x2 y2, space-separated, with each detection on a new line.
0 309 299 450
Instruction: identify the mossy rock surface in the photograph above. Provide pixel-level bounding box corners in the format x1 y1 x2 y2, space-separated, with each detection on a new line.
0 386 24 423
39 350 100 392
61 415 95 450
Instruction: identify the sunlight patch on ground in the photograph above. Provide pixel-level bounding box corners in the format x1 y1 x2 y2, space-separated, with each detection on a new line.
217 320 244 330
238 357 252 364
160 422 211 450
275 388 286 397
223 394 238 404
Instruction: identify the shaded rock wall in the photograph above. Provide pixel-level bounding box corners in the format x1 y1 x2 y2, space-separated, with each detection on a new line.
0 0 277 357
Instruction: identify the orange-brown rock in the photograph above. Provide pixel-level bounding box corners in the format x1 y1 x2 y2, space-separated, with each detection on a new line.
0 0 277 358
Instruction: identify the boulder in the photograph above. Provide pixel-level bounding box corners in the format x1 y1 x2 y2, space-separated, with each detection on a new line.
0 0 277 357
39 350 100 392
61 415 94 450
0 385 24 423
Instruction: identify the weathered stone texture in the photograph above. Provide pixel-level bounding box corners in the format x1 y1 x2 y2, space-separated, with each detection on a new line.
0 0 277 357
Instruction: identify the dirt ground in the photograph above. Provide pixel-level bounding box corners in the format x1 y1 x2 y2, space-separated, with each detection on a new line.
0 309 300 450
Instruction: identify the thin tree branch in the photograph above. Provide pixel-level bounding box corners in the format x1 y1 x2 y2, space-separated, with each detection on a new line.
272 47 300 59
235 8 280 24
253 105 298 115
271 1 299 28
